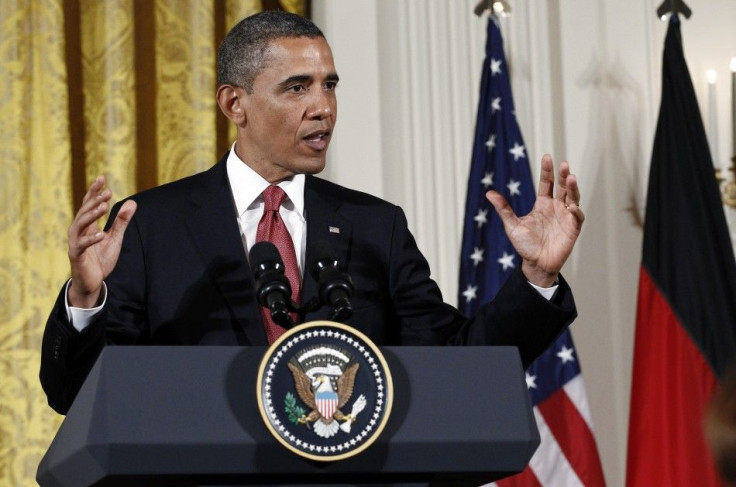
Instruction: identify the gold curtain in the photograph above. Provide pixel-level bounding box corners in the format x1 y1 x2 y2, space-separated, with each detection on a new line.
0 1 306 485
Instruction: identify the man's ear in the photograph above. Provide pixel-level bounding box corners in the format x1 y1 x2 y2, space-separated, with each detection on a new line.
216 84 246 126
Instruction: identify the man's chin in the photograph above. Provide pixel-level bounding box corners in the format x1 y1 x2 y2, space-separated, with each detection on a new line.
298 158 327 175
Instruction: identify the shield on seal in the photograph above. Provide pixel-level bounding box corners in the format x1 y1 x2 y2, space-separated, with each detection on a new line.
315 389 339 419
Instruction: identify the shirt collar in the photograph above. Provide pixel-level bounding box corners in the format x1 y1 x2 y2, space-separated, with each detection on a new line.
226 144 305 218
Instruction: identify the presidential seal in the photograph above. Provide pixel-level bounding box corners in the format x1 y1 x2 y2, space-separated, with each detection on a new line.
257 321 393 461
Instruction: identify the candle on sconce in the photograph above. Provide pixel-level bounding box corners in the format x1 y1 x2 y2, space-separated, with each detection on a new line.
731 57 736 159
708 69 720 167
724 57 736 208
707 69 720 168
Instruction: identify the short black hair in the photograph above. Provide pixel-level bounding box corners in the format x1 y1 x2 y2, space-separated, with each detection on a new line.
218 10 325 93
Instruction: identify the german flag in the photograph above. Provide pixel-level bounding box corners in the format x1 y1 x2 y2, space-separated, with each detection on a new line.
626 16 736 486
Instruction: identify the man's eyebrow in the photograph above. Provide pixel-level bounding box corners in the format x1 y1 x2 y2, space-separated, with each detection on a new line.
278 73 340 88
279 75 311 88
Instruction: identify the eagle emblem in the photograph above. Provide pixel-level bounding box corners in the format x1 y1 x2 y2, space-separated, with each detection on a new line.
257 321 393 461
287 345 367 438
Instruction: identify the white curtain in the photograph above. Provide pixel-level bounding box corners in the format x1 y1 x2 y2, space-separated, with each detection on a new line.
313 1 736 484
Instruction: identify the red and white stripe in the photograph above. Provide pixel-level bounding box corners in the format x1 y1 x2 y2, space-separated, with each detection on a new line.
317 398 337 419
487 375 606 487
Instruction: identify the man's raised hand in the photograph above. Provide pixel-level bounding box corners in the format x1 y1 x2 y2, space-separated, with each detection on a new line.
485 154 584 288
67 176 137 308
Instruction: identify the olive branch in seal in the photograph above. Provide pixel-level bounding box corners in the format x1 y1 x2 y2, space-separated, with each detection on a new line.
285 392 307 425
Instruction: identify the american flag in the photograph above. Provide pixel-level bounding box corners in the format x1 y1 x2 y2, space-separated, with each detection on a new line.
459 17 606 486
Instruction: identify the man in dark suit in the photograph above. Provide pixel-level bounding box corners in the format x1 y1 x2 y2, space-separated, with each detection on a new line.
41 11 584 415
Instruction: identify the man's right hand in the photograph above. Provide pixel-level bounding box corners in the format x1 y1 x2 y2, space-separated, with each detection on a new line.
67 176 137 308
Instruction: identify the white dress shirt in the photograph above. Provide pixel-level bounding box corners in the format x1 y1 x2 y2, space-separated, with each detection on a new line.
226 146 307 274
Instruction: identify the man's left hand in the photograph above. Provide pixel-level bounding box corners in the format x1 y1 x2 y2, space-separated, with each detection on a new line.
486 154 584 288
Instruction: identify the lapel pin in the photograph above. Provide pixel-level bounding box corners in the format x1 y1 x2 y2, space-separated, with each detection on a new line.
329 226 340 234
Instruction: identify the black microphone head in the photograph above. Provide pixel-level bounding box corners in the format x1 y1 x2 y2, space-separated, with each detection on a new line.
308 241 354 322
308 241 341 276
250 241 285 279
249 241 291 311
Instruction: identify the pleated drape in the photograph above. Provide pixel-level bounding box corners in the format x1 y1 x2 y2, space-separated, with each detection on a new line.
0 1 305 485
0 1 72 484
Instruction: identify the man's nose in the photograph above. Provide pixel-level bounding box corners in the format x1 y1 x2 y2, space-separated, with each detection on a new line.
306 91 334 120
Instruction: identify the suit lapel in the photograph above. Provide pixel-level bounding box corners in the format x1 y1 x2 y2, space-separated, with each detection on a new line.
184 158 267 345
182 169 351 335
302 176 353 319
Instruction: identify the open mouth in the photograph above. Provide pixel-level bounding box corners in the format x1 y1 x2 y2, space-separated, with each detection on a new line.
303 130 331 150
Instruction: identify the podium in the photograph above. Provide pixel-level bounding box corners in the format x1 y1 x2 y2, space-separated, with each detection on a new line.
37 346 539 487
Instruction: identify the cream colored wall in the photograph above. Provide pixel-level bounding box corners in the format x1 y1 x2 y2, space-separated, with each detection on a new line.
313 1 736 485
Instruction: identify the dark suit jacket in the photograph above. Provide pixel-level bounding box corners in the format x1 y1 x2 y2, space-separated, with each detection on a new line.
41 155 577 414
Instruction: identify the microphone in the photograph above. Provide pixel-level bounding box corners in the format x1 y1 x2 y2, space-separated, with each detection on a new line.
249 241 294 328
309 244 354 322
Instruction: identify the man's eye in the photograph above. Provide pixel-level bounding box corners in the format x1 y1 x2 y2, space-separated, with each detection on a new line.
289 85 306 93
324 81 338 91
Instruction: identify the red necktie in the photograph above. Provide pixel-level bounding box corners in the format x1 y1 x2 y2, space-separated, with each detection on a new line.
256 185 301 343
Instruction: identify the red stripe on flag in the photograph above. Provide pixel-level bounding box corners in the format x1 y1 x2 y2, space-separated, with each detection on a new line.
626 268 721 487
495 466 543 487
537 390 606 486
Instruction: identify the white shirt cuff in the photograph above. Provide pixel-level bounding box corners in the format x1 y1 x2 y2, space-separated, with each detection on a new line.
64 280 107 332
529 281 558 301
